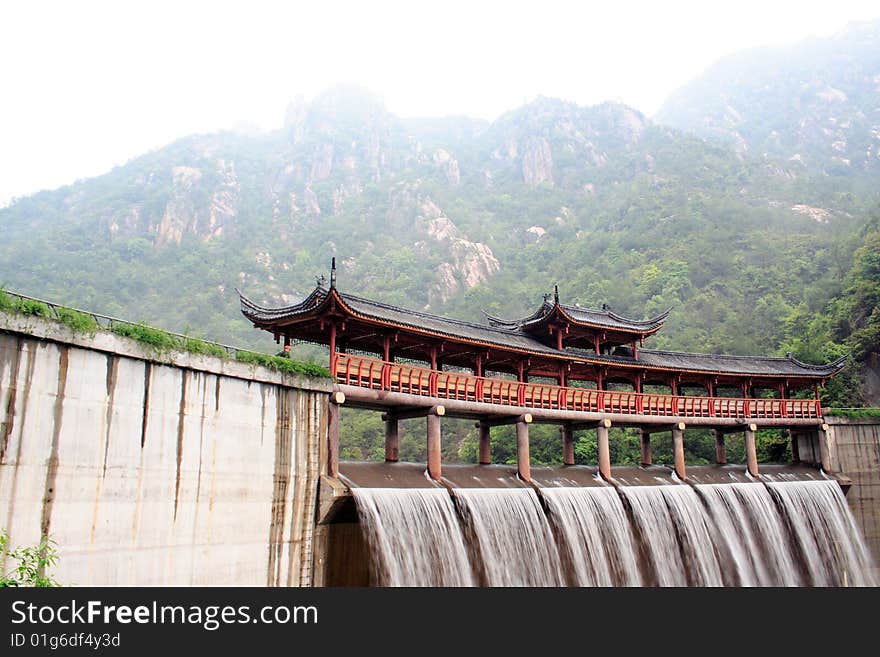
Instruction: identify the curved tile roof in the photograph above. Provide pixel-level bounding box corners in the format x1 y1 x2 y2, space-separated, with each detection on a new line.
486 299 669 333
239 286 845 379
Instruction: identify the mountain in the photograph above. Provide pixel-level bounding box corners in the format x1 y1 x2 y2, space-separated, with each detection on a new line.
656 20 880 179
0 83 877 403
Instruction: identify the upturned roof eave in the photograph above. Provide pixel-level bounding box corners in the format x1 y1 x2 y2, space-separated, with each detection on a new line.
239 286 841 380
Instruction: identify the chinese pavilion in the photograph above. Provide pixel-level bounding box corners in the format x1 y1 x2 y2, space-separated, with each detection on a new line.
238 261 844 424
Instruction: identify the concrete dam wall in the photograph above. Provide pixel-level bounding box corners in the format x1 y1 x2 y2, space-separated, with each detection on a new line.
2 310 880 586
0 313 331 586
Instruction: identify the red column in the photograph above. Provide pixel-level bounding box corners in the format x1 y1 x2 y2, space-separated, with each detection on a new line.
594 335 601 355
632 340 638 360
475 354 483 378
329 322 338 376
556 328 563 351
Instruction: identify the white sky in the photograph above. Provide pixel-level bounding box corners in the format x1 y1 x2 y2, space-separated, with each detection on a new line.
1 0 878 206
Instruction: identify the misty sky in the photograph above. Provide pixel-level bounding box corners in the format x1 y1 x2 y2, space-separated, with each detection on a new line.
1 0 878 206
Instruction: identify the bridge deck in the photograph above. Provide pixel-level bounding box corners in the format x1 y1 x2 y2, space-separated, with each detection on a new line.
334 353 823 424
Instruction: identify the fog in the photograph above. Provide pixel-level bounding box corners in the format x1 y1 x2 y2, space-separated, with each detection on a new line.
1 0 878 205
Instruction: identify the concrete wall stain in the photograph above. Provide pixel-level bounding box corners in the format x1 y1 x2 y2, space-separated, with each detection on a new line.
101 356 119 479
140 363 152 449
39 346 69 544
2 341 36 539
1 336 22 463
173 370 189 521
267 386 292 586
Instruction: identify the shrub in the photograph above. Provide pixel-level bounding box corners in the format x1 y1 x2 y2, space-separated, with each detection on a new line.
235 350 330 378
17 299 52 319
0 531 60 587
56 307 99 334
111 322 179 351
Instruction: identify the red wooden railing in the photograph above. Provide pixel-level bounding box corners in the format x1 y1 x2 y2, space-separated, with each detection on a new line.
333 354 823 420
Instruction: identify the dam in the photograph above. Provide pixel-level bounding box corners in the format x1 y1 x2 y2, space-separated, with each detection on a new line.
1 286 878 586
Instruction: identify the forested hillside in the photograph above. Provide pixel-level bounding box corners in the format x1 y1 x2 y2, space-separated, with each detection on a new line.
2 25 879 433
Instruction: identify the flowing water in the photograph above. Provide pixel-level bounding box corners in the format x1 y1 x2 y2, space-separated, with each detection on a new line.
453 488 565 586
351 488 476 586
620 484 725 586
696 482 804 586
766 480 877 586
541 487 642 586
350 478 876 587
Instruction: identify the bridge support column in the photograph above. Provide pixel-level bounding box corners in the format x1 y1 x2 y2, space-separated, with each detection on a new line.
639 428 652 466
789 429 801 463
385 417 399 462
426 406 445 481
516 415 533 482
817 423 832 472
744 423 759 476
478 422 491 465
561 424 575 466
712 428 727 465
672 422 686 480
597 419 612 481
327 391 345 478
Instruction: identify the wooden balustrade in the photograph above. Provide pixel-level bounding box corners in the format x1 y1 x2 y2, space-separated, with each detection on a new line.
333 354 823 420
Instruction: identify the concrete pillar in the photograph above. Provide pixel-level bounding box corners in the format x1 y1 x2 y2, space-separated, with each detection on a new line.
516 415 532 482
817 423 833 472
789 429 801 463
639 428 652 466
744 423 758 477
478 422 491 465
384 416 399 462
672 422 686 480
713 428 727 465
327 391 345 477
426 406 445 480
597 422 611 481
561 424 575 465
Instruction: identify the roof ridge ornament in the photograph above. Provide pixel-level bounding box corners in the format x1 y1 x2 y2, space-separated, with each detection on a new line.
330 257 337 289
554 284 559 305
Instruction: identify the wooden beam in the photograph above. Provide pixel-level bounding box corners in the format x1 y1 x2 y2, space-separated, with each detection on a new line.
567 418 612 432
640 422 686 435
382 405 446 421
478 413 533 428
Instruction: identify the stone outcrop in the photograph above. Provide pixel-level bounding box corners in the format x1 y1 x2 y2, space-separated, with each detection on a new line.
521 136 554 186
156 160 240 246
417 199 500 305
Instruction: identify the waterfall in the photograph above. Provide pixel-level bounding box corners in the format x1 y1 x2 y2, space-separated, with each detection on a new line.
767 480 877 586
695 482 804 586
347 477 876 587
619 485 725 586
351 488 476 586
541 487 642 586
453 488 566 586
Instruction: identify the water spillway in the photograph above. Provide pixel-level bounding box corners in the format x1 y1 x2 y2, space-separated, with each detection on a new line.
351 488 476 586
335 462 877 587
